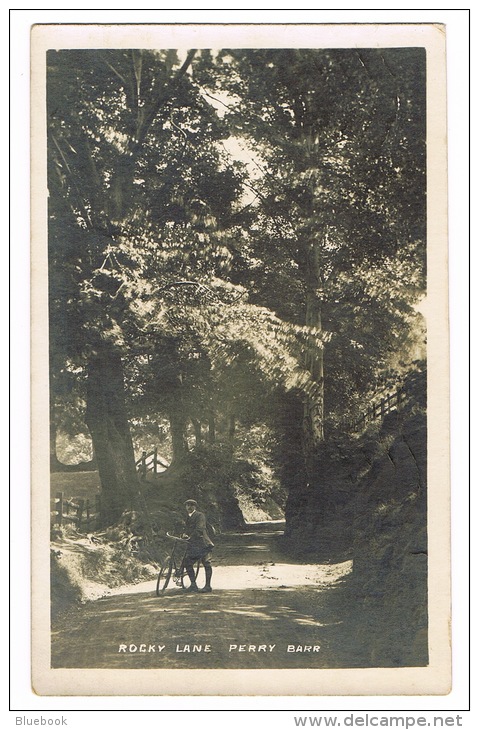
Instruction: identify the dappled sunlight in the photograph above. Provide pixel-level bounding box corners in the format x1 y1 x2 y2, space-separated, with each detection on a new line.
53 557 352 669
84 589 346 635
52 524 355 670
231 531 285 537
221 608 276 620
293 617 329 627
109 559 353 597
96 608 136 616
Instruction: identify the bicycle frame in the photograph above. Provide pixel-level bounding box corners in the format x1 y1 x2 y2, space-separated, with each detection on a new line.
156 534 202 595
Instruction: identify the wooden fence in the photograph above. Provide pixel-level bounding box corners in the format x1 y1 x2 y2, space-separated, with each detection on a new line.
351 386 407 432
53 492 101 531
135 449 169 479
347 370 425 433
52 447 170 530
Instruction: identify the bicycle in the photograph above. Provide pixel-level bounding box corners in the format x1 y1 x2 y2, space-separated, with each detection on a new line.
156 533 205 595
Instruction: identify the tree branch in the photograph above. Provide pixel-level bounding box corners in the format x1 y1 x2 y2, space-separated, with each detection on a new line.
134 49 197 153
157 280 243 304
51 134 94 229
104 59 129 89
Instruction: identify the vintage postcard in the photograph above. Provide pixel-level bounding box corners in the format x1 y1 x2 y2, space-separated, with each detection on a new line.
31 23 450 696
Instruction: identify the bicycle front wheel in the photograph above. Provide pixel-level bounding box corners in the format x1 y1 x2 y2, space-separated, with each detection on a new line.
156 560 173 594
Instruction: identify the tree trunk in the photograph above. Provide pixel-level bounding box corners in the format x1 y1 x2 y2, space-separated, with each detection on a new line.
208 411 216 444
85 349 140 526
49 418 62 471
169 407 189 465
228 413 236 442
302 242 324 451
191 418 202 448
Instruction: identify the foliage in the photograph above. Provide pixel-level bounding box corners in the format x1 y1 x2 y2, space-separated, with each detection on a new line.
56 431 93 465
47 47 427 516
201 48 426 430
50 525 158 617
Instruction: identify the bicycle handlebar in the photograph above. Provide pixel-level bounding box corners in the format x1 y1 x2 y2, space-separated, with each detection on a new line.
165 532 189 542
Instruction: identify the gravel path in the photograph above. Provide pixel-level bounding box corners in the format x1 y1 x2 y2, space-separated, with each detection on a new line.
51 523 353 669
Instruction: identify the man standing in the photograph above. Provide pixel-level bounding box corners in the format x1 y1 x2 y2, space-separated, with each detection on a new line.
182 499 214 593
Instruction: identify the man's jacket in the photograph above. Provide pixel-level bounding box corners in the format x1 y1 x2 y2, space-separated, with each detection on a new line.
184 510 214 556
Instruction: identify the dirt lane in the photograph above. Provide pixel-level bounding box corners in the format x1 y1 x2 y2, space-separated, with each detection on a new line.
51 523 353 669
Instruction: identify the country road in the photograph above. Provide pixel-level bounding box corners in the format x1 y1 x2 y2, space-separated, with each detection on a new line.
51 523 354 669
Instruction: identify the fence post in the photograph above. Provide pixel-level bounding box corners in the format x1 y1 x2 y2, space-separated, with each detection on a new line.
141 451 147 480
55 492 63 526
153 448 158 474
75 498 84 530
95 495 101 529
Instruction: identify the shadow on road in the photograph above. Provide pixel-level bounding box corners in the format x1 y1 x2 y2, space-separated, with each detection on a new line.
51 583 348 669
51 522 360 670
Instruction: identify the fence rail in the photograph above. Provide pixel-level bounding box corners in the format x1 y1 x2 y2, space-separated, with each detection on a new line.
351 386 406 431
346 370 425 433
135 449 169 479
53 492 101 531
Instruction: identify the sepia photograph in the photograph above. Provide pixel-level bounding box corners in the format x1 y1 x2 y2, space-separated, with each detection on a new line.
29 22 451 697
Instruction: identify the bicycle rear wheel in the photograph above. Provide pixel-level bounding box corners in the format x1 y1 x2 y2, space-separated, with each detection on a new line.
156 560 173 594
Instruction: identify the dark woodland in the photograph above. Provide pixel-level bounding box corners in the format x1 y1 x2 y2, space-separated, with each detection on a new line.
48 48 428 668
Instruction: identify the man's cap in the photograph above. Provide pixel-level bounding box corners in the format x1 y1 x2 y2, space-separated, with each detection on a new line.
184 499 198 506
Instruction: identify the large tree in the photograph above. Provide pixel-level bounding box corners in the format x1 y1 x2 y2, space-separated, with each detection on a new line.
47 49 247 522
201 48 426 450
48 47 427 524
